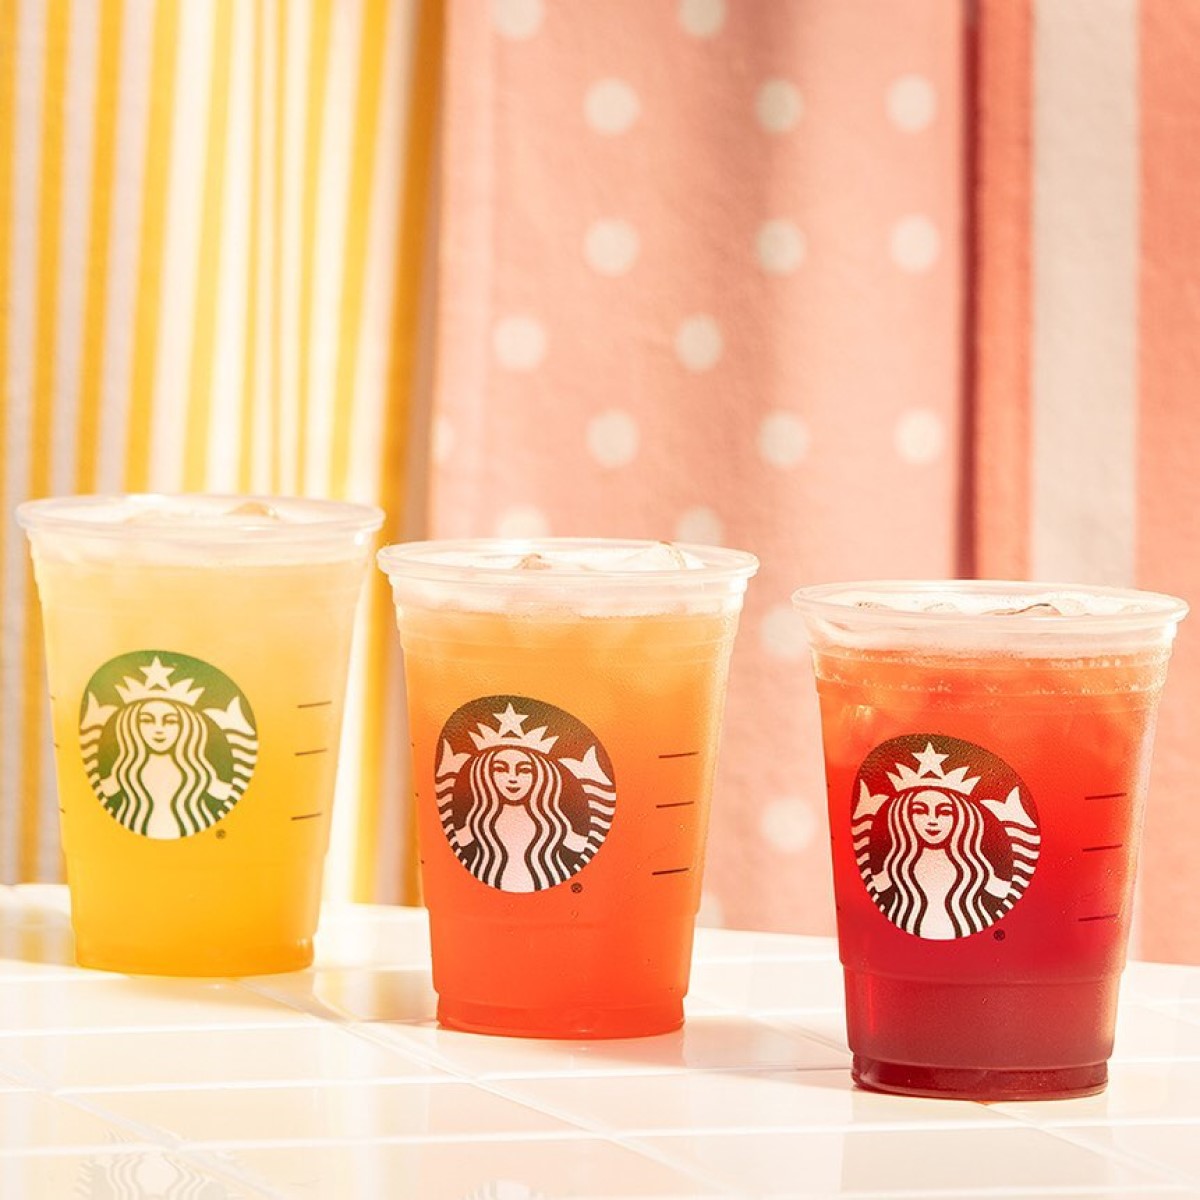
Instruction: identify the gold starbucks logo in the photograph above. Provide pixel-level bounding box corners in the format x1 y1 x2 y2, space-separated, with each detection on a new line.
852 734 1040 939
80 650 258 839
436 696 616 892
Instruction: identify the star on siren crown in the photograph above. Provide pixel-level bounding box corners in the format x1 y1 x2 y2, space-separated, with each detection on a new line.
888 741 980 796
114 657 205 707
468 702 558 755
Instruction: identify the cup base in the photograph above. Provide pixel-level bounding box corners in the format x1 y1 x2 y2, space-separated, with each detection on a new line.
852 1054 1108 1101
437 996 684 1039
74 938 314 978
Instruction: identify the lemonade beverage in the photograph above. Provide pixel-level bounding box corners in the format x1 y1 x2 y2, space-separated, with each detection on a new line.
379 538 757 1038
19 494 382 975
794 581 1187 1099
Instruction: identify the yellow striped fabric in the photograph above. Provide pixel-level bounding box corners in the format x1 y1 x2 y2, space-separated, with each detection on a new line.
0 0 441 902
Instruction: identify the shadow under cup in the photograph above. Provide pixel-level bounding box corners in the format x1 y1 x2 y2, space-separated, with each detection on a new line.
794 580 1188 1101
379 538 758 1038
19 494 382 976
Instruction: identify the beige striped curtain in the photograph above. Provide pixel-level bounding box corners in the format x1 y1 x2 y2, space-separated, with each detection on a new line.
0 0 441 900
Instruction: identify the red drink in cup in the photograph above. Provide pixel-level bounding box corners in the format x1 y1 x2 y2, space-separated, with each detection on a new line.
794 581 1187 1100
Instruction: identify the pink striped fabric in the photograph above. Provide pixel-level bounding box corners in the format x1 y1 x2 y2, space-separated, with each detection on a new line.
974 0 1200 962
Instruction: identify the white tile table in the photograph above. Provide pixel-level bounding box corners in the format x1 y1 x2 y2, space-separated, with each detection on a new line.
1 885 1198 1198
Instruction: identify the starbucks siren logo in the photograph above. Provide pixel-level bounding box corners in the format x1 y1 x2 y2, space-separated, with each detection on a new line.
436 696 616 892
852 734 1040 939
80 650 258 839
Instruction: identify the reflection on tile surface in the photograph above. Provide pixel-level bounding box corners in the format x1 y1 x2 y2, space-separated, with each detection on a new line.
0 977 314 1033
230 1138 719 1199
0 894 1197 1197
370 1013 847 1079
631 1126 1180 1196
246 967 438 1024
1 1149 270 1198
85 1080 579 1146
0 1025 446 1091
489 1068 1016 1136
1042 1123 1200 1187
0 1092 141 1151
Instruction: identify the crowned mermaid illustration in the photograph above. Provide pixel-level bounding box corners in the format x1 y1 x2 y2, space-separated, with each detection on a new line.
853 738 1040 939
80 653 258 839
435 699 616 892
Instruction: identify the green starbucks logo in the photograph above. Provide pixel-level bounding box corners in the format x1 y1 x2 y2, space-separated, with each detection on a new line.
80 650 258 839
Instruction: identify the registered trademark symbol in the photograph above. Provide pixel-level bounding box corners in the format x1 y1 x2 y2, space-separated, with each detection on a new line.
993 929 1005 941
216 829 227 840
571 882 582 894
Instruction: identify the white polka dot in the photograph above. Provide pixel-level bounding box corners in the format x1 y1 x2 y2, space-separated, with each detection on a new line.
674 314 723 372
491 0 543 39
492 315 547 371
890 214 940 272
756 219 806 275
675 506 724 546
432 415 455 465
757 410 810 468
586 409 639 468
496 504 550 538
895 407 946 464
756 80 803 133
761 798 818 854
678 0 725 37
697 890 726 928
585 78 640 135
886 74 936 132
760 604 808 661
584 219 640 276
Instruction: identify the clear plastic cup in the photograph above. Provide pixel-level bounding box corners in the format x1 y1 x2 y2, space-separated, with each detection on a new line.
378 538 758 1037
18 493 383 975
793 579 1188 1099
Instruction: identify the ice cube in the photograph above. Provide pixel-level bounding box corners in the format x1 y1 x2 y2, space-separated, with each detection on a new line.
514 552 554 571
614 542 698 572
226 501 281 521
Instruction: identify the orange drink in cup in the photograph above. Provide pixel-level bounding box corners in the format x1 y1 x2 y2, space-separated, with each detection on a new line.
19 494 382 975
378 538 757 1037
794 580 1187 1100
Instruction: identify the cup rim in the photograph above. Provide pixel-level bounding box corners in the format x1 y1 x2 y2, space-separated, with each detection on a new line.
377 537 759 585
16 493 385 543
792 578 1189 633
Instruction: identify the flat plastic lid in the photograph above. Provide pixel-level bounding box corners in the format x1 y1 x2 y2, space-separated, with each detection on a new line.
378 538 758 617
17 493 384 544
793 579 1188 652
377 538 759 586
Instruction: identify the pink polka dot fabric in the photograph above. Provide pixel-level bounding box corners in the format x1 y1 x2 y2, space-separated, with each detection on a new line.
430 0 964 933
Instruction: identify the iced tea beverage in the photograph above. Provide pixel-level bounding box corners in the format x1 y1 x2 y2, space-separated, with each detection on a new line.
379 538 757 1038
19 494 382 975
794 581 1187 1099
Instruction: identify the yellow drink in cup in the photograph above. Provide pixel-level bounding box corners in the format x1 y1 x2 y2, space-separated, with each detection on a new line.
18 494 383 975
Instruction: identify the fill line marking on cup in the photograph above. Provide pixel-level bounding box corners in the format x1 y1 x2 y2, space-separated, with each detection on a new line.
1082 843 1124 852
291 812 323 821
1085 792 1127 800
1078 913 1120 922
652 867 691 876
297 700 333 709
656 800 694 809
659 750 699 759
294 748 328 757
